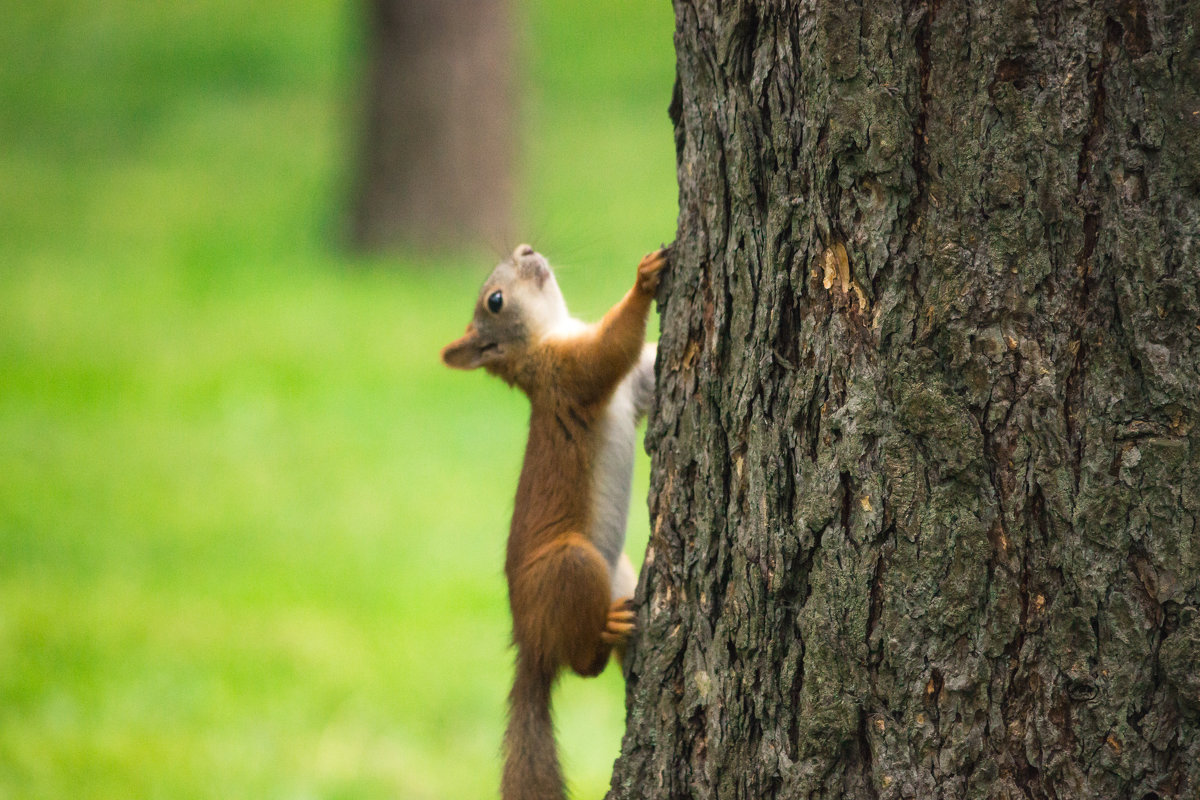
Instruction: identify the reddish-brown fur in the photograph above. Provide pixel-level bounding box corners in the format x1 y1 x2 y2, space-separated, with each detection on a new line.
442 248 666 800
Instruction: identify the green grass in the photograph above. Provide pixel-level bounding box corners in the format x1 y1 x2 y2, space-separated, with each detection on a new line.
0 1 676 797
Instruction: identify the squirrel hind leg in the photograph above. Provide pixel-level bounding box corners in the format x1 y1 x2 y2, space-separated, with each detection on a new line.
513 533 615 677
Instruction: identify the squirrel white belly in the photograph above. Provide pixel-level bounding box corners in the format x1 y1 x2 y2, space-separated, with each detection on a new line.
591 342 655 599
441 243 667 800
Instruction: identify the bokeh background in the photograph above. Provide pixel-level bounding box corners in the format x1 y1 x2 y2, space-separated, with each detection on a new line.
0 1 675 797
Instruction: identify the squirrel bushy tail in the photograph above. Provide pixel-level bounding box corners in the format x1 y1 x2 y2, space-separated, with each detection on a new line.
502 651 564 800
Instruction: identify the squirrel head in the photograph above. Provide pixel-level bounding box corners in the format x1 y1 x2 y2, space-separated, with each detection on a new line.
441 244 570 376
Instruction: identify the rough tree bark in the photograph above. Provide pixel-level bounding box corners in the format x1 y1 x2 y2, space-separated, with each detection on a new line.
350 0 514 252
612 1 1200 798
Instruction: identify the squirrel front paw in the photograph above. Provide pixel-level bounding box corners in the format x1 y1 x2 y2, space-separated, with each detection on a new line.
636 246 670 294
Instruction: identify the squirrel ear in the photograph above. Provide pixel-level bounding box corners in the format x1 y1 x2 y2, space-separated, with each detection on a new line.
441 326 487 370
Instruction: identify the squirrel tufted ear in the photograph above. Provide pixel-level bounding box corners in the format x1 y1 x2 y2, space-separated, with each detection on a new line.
441 326 488 370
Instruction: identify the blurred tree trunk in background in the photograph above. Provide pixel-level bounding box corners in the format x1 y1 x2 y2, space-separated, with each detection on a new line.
613 1 1200 798
351 0 514 252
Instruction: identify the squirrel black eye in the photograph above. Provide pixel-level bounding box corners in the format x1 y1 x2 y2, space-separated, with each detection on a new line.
487 290 503 313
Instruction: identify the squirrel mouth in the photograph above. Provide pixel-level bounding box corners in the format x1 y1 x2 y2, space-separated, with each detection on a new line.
479 342 499 356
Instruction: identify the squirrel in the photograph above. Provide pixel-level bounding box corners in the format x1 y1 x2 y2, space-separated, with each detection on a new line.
441 243 668 800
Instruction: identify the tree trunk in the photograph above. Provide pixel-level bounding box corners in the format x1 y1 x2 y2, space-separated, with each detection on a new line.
350 0 514 252
613 1 1200 798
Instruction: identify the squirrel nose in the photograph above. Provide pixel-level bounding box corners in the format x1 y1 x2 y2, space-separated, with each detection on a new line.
514 244 536 258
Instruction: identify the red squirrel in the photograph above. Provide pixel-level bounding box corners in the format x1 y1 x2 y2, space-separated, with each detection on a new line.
441 243 667 800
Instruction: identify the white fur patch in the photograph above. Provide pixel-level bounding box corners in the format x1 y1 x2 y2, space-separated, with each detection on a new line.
539 316 588 343
512 271 570 340
589 343 656 599
611 553 637 600
590 377 637 570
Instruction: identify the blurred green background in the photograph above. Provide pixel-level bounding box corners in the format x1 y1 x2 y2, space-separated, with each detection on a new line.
0 1 675 797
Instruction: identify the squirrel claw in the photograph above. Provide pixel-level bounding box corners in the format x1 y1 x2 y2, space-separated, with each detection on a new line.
602 597 637 644
637 247 670 293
